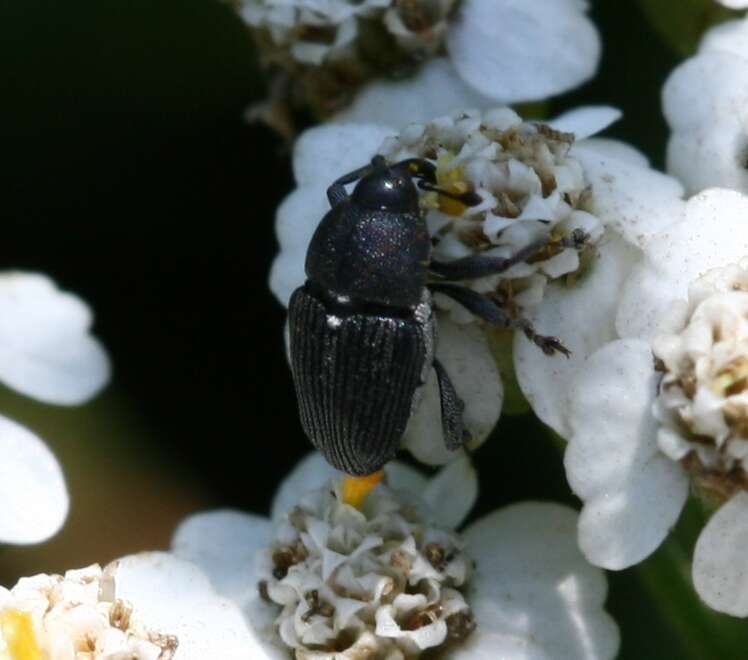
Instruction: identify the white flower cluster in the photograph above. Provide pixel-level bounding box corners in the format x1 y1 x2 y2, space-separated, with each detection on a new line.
237 0 600 123
0 563 174 659
380 107 601 319
241 0 453 66
654 259 748 496
0 554 262 660
173 453 620 660
258 482 473 658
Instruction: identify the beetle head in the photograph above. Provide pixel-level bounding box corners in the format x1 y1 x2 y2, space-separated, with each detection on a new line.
351 157 423 214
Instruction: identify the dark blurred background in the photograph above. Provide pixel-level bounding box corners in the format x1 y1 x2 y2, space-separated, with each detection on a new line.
1 1 745 657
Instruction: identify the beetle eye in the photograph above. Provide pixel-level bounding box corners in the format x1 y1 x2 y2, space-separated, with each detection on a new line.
351 169 420 213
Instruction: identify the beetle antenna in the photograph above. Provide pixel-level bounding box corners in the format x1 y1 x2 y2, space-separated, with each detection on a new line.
417 179 482 207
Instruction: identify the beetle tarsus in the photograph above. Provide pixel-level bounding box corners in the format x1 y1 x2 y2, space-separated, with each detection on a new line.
526 328 571 358
433 358 467 451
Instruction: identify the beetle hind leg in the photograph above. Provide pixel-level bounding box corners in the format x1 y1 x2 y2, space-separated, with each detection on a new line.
430 283 570 357
433 358 469 450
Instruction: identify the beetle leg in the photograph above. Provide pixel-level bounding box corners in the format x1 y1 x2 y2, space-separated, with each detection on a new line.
326 156 387 206
429 229 588 281
429 283 571 357
433 358 469 450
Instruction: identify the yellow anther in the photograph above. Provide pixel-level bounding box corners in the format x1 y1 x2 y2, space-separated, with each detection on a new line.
341 471 384 509
435 154 471 216
712 356 748 396
0 609 43 660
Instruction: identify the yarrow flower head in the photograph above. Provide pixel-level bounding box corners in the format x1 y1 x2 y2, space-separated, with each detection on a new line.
270 106 684 464
258 481 474 657
378 107 606 322
0 553 256 659
653 258 748 495
0 272 110 545
526 187 748 616
238 0 601 126
172 452 620 659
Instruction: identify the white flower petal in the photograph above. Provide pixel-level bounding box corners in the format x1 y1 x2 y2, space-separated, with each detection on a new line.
404 319 502 465
0 414 68 544
422 453 478 529
571 143 685 248
663 51 748 194
447 0 600 102
384 460 429 496
269 252 307 308
663 52 748 135
566 340 689 569
701 16 748 59
446 631 551 660
548 106 622 141
336 58 494 128
293 123 395 186
713 0 748 10
270 452 339 521
269 186 329 305
693 492 748 616
576 137 649 168
172 509 273 603
111 552 264 660
0 272 110 405
617 189 748 340
514 232 640 437
274 187 329 257
667 125 748 197
462 502 619 660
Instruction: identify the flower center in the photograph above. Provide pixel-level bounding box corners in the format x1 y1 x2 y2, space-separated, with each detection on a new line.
0 609 42 660
257 482 475 658
379 108 600 319
653 261 748 502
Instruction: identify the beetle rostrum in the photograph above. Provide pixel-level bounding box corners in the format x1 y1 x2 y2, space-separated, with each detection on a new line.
288 156 587 476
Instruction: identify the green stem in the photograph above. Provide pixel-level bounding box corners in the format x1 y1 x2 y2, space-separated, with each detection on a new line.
634 500 748 658
542 427 748 657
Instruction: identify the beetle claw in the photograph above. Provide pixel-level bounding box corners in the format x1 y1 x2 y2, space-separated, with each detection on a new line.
534 334 571 358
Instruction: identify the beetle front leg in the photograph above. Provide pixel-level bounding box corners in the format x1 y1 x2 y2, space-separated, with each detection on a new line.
429 229 588 281
326 155 387 206
433 358 469 451
429 282 570 357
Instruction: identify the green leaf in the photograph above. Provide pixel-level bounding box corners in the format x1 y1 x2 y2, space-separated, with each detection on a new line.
636 0 738 56
486 328 531 415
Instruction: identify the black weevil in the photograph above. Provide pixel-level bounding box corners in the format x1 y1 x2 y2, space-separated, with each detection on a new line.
288 156 586 476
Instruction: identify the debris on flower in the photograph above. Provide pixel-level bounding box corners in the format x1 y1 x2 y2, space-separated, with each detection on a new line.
257 480 474 658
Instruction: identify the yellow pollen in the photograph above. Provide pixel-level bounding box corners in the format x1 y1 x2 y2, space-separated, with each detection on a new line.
435 155 471 216
0 609 43 660
711 356 748 397
341 471 384 509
